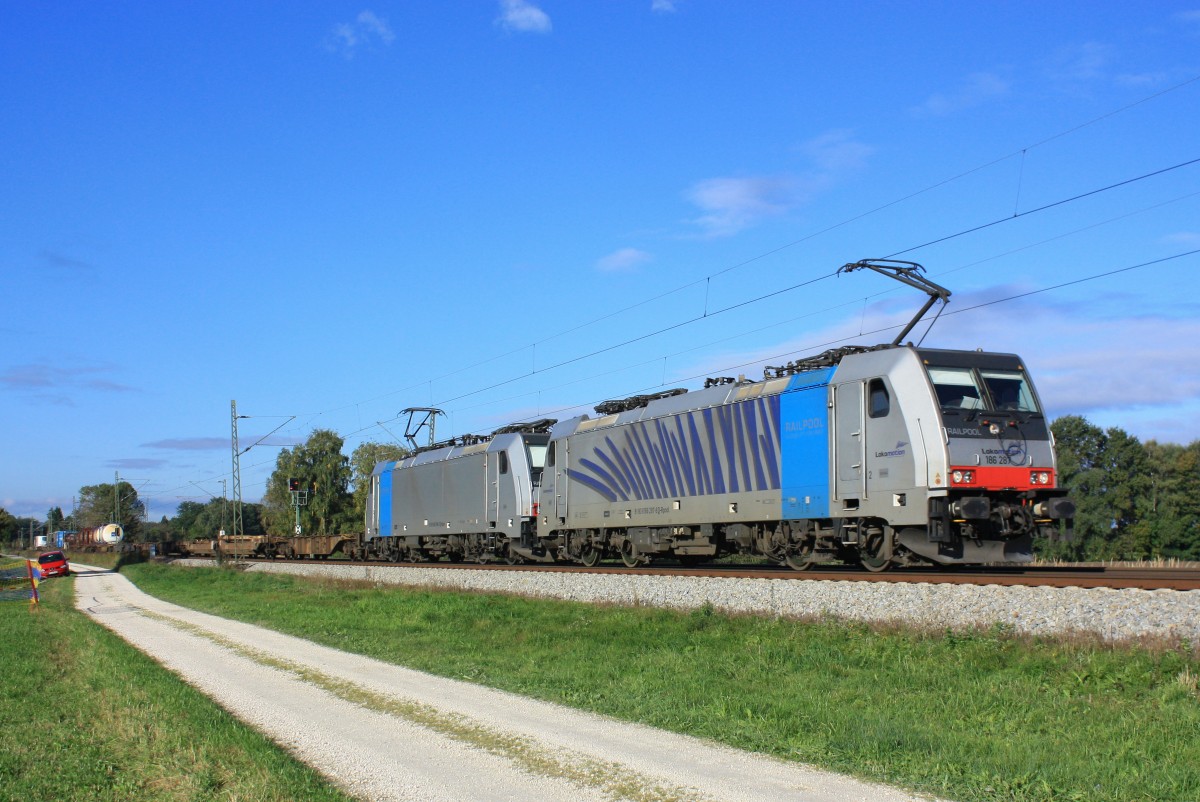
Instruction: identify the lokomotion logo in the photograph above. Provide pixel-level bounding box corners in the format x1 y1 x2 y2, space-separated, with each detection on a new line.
874 441 909 458
1002 438 1027 464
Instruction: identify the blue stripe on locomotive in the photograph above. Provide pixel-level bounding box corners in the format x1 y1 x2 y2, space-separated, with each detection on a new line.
779 368 835 519
564 367 835 518
377 461 396 536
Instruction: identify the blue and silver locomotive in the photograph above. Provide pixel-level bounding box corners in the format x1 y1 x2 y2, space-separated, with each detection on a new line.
364 421 552 562
366 261 1074 570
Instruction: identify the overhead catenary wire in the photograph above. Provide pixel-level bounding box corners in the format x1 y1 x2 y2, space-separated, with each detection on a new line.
163 80 1200 507
274 77 1200 427
883 156 1200 259
516 248 1200 427
425 154 1197 411
164 244 1196 510
267 151 1196 447
374 245 1200 447
173 185 1198 507
195 195 1198 504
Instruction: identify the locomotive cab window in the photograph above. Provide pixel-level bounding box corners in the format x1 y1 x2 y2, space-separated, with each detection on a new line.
980 370 1039 412
528 442 551 482
927 367 984 411
868 379 890 418
498 451 509 474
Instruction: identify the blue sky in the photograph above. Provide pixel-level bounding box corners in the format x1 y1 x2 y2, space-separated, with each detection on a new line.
3 2 1198 522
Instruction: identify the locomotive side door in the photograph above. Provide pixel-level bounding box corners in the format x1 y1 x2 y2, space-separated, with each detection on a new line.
535 439 565 528
486 452 499 528
495 447 515 523
554 439 566 521
833 380 866 502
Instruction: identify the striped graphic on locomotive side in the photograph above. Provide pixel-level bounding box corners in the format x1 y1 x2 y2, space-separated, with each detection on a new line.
566 395 783 502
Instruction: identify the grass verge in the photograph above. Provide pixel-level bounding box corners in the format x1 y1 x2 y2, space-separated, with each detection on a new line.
123 563 1200 802
0 573 355 802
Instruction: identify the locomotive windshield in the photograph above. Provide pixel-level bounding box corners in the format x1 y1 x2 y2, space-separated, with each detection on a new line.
527 443 548 469
926 365 1039 414
928 367 984 410
979 369 1038 412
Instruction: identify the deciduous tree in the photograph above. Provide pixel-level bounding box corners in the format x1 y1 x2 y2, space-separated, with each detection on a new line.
348 440 411 525
1049 416 1198 562
263 429 353 536
75 481 143 540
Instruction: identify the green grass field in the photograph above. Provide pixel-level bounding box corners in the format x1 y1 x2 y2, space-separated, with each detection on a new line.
121 562 1200 802
0 573 354 802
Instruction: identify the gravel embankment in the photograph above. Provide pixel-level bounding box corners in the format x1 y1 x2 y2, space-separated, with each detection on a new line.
195 560 1200 644
74 563 940 802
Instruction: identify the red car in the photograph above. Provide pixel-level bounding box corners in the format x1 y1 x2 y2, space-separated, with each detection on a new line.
37 550 70 578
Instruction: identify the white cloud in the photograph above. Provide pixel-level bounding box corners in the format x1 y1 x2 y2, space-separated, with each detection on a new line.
685 176 795 237
1046 41 1114 84
356 11 395 44
1115 71 1169 87
1162 231 1200 247
497 0 552 34
800 129 875 173
597 248 652 273
651 0 680 12
683 130 873 237
326 10 395 57
912 71 1010 117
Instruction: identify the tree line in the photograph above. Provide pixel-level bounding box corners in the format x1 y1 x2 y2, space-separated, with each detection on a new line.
1 479 148 548
149 430 407 542
5 417 1196 561
1047 416 1200 561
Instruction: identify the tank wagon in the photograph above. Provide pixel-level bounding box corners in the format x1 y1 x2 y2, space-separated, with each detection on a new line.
66 523 125 551
365 421 554 562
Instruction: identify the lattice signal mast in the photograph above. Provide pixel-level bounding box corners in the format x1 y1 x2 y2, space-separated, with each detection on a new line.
230 400 244 538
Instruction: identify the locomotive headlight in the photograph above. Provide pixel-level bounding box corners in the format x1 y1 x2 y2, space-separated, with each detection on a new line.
1030 471 1051 485
952 470 975 484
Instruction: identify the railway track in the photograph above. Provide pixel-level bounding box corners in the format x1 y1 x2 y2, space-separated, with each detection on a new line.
222 557 1200 591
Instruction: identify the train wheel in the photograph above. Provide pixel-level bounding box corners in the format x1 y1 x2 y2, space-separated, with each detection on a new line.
580 546 602 567
504 547 524 566
784 551 816 571
858 525 894 572
619 540 640 568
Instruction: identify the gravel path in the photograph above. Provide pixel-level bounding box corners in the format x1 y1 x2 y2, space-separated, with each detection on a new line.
73 564 941 802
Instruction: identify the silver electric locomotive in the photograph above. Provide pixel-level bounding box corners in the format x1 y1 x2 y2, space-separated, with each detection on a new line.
366 261 1074 570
